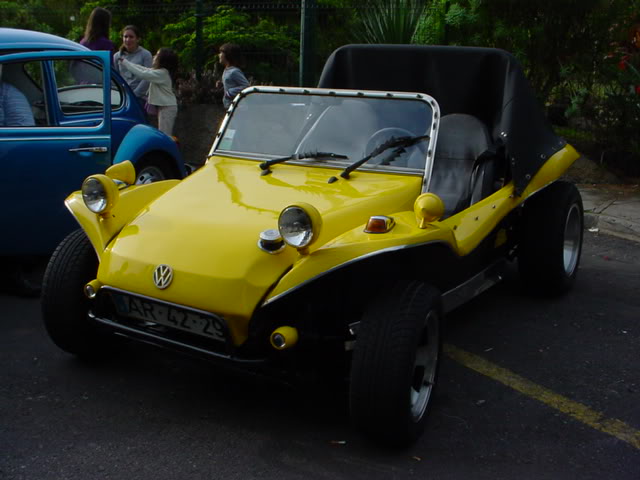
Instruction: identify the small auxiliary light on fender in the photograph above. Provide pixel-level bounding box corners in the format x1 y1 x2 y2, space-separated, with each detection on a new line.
84 279 102 299
270 326 299 350
364 215 395 234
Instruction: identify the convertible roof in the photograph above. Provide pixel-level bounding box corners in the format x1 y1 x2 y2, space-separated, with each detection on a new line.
318 44 565 195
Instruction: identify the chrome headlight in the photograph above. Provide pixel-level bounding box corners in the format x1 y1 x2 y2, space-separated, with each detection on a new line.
82 174 119 214
278 203 322 252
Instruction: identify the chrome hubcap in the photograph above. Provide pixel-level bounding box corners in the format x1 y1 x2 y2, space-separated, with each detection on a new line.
563 203 581 275
136 165 165 184
410 310 439 422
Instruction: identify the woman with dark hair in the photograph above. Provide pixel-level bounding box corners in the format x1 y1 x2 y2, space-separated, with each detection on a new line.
80 7 115 54
117 48 179 135
216 43 249 109
113 25 152 104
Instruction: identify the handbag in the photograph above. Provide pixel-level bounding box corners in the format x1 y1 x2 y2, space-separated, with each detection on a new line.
144 102 158 115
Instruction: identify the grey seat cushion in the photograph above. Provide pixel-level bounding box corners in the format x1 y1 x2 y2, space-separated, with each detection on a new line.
430 114 491 216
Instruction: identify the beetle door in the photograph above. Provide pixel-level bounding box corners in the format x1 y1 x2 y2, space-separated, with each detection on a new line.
0 50 113 255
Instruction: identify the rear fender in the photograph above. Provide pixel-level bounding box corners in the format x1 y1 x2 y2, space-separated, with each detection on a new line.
439 144 581 255
65 180 180 256
113 124 186 177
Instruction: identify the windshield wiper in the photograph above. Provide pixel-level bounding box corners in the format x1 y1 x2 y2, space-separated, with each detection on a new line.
259 151 348 175
328 135 429 183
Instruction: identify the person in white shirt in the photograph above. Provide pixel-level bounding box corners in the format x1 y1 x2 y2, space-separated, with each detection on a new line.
117 47 178 136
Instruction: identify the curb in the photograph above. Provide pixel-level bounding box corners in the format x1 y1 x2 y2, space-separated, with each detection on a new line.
584 212 640 244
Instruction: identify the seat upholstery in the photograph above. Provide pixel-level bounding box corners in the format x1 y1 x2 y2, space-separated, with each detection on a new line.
430 114 491 216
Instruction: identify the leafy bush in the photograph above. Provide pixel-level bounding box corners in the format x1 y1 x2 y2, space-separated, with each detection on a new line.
175 70 223 106
164 5 298 83
352 0 429 44
589 52 640 154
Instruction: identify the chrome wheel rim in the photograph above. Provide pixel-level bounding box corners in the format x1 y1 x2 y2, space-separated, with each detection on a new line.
136 165 165 184
563 203 582 275
410 310 439 422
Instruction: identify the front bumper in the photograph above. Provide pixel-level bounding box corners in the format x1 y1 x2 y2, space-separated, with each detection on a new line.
90 286 267 365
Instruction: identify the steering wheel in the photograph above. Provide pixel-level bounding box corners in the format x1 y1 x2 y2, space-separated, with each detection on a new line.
363 127 428 167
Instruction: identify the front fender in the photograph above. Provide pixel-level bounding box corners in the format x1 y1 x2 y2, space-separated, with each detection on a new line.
113 124 186 177
65 180 180 255
263 211 456 305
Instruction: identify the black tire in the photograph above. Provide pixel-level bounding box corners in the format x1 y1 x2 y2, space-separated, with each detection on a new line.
41 229 108 357
349 280 442 446
135 156 175 184
518 181 584 295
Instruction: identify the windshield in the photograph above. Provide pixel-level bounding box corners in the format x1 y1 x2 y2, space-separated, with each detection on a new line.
214 90 435 173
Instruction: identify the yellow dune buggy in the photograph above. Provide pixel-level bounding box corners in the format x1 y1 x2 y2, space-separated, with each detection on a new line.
41 45 584 446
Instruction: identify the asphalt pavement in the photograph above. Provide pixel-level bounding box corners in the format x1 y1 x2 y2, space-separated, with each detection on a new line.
579 183 640 244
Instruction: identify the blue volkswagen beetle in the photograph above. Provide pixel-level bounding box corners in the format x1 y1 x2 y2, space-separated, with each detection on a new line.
0 28 186 291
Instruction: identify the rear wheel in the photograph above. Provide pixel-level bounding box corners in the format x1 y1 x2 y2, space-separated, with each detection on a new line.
349 280 442 446
518 181 584 295
41 229 110 358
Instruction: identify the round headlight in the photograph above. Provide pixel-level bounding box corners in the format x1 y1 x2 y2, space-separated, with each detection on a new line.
82 175 118 214
278 203 322 251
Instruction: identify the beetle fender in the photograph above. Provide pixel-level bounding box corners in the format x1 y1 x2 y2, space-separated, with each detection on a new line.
113 124 186 177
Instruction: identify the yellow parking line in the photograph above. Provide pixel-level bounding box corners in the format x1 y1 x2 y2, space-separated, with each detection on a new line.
444 344 640 450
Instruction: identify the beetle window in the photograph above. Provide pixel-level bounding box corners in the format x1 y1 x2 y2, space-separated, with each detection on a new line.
0 61 43 127
53 59 123 116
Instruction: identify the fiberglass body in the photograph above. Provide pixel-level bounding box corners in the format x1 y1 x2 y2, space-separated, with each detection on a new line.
42 45 584 446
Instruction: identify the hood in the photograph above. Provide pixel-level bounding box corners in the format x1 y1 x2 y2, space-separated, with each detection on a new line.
98 157 422 324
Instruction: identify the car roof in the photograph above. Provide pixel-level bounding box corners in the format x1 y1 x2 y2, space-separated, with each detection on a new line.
0 28 87 53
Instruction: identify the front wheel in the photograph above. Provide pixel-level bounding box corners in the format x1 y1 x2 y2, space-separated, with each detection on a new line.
349 280 442 446
41 229 110 358
518 181 584 295
135 157 175 184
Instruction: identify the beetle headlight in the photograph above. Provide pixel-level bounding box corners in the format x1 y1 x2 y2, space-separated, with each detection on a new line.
82 174 119 214
278 203 322 253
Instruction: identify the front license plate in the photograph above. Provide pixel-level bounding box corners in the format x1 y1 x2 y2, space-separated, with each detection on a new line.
111 293 227 343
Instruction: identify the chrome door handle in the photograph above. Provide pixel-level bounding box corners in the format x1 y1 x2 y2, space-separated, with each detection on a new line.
68 146 108 153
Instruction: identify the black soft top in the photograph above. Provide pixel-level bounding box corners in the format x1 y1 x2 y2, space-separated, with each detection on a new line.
318 44 565 195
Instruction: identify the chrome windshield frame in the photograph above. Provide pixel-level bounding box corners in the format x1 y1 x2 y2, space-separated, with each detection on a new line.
210 86 440 194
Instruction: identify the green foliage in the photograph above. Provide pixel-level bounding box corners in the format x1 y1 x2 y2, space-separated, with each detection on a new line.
444 1 478 29
352 0 429 44
175 70 222 105
574 52 640 154
0 0 55 33
164 5 298 83
427 0 640 161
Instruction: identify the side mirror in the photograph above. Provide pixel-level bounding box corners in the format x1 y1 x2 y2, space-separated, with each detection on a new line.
105 160 136 185
414 193 444 228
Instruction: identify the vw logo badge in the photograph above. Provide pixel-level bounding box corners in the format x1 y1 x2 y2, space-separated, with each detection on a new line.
153 264 173 289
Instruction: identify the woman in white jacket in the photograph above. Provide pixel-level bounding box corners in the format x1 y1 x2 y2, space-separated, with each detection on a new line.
118 48 178 136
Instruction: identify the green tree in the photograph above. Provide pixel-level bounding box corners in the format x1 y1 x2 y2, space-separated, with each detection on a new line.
164 5 298 84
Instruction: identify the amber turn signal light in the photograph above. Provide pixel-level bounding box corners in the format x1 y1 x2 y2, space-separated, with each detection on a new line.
364 215 395 234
